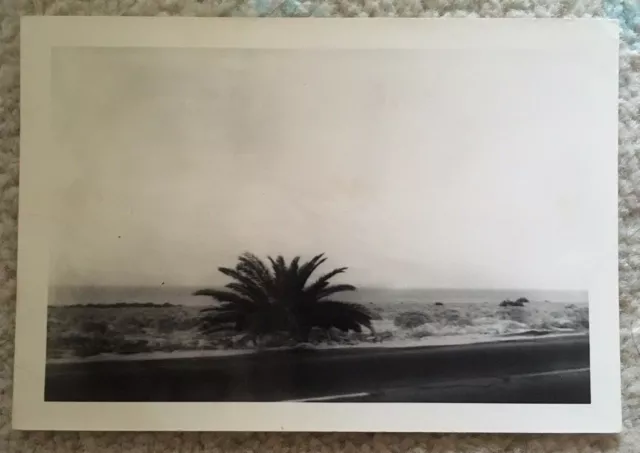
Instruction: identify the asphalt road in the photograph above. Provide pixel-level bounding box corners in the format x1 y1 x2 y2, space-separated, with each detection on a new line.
45 335 590 403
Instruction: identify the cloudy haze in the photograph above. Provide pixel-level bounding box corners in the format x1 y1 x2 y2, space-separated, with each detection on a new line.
49 47 610 290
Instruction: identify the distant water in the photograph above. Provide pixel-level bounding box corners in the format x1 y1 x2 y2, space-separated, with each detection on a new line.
49 286 588 306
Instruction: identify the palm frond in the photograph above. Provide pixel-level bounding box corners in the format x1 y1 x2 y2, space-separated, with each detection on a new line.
316 284 357 300
200 311 243 325
287 256 301 277
296 254 327 289
217 266 270 303
268 255 288 287
224 282 271 305
236 253 274 289
304 267 348 296
305 300 373 332
218 266 263 290
200 301 256 313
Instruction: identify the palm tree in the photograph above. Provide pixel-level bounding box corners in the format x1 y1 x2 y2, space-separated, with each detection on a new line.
193 253 375 345
194 254 286 346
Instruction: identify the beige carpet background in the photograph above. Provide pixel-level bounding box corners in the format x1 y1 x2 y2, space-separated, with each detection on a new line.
0 0 638 451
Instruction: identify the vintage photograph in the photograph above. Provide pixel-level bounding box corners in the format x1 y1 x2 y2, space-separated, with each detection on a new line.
14 17 620 433
41 45 595 405
46 279 590 403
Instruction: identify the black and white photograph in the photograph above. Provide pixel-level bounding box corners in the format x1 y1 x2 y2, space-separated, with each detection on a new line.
46 277 591 403
13 17 620 433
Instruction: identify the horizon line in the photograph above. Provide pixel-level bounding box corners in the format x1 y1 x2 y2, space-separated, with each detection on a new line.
49 284 588 292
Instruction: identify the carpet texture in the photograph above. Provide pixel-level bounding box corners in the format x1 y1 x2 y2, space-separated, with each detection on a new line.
0 0 639 451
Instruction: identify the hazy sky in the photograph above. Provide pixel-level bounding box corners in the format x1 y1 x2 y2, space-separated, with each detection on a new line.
49 47 611 290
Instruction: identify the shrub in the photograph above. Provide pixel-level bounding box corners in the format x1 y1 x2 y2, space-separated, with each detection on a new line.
114 339 152 355
80 320 110 335
441 309 472 326
394 311 431 329
54 333 115 358
500 299 524 307
408 328 433 340
157 317 179 334
498 307 528 323
376 331 394 341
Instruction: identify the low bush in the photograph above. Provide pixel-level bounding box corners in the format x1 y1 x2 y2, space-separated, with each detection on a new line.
394 311 432 329
500 299 525 307
498 306 528 323
407 328 433 340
